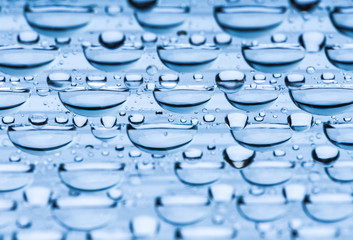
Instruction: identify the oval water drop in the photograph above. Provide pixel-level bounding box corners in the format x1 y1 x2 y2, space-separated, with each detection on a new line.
155 194 210 225
0 45 58 75
214 6 287 38
127 123 197 154
242 44 305 73
157 45 219 72
52 196 117 230
223 145 255 169
99 31 125 49
47 72 71 91
225 86 278 111
323 122 353 150
325 44 353 70
159 73 179 89
303 193 353 222
7 125 76 155
241 161 295 186
289 87 353 115
288 112 313 132
216 70 245 93
174 161 225 186
0 88 30 114
58 87 129 117
24 3 96 37
0 163 34 192
299 31 325 52
17 31 39 44
231 123 292 151
153 85 214 113
330 7 353 38
312 145 339 165
83 44 144 72
135 6 190 32
59 162 125 191
237 194 288 222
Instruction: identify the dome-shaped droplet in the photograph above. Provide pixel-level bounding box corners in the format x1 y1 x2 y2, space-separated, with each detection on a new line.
312 145 339 165
216 70 245 93
86 75 107 89
17 31 39 44
99 31 125 49
159 73 179 89
288 112 313 132
223 145 255 169
47 72 71 91
299 31 325 52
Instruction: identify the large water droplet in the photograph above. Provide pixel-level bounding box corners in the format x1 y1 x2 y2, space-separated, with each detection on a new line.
242 44 305 72
231 123 292 151
24 3 96 37
289 87 353 115
58 87 129 117
216 70 245 93
52 196 117 230
7 125 76 155
303 193 353 222
155 195 210 225
157 45 219 72
312 145 339 165
0 45 58 75
153 85 214 113
47 72 71 91
83 43 144 72
241 161 295 186
214 6 287 38
127 123 197 154
0 163 34 192
325 44 353 70
237 194 288 222
325 161 353 182
175 161 225 186
288 112 313 132
225 86 278 111
0 88 30 115
59 162 125 191
223 145 255 169
135 6 190 32
330 7 353 38
290 0 321 12
324 122 353 150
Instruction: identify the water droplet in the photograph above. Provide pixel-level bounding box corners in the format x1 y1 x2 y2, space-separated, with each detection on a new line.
86 75 107 89
99 31 125 49
159 73 179 89
216 70 245 93
17 31 39 44
299 31 325 52
312 145 339 165
288 112 313 132
47 72 71 91
223 145 255 169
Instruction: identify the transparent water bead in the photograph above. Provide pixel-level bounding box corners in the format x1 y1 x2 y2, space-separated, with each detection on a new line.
51 196 117 230
58 87 129 117
82 43 144 72
303 193 353 222
237 194 288 222
135 6 190 32
242 43 305 73
127 123 197 154
0 45 58 76
324 122 353 150
24 3 96 37
99 31 125 49
7 125 76 155
231 123 292 151
157 44 219 72
174 161 225 186
223 145 255 169
214 6 287 38
216 70 245 93
241 161 295 186
153 85 214 113
155 194 210 225
59 162 125 191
